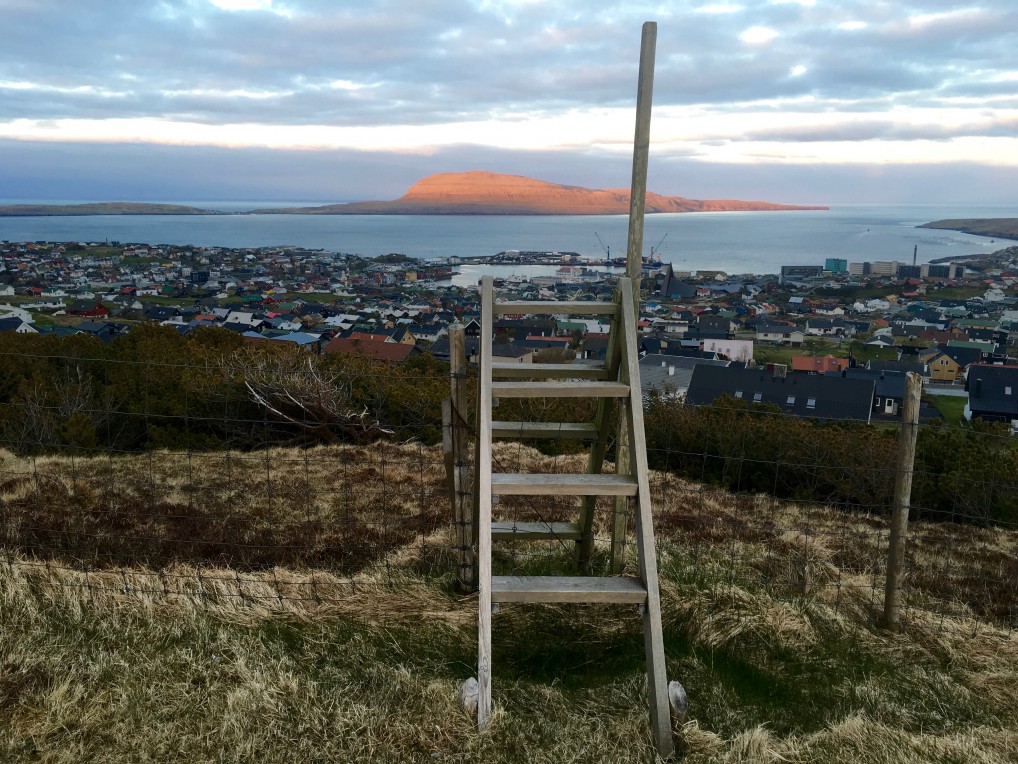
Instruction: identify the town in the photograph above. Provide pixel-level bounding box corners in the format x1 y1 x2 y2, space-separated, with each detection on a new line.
2 239 1018 429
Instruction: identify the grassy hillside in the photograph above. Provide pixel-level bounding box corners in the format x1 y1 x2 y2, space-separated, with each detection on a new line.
1 444 1016 762
920 218 1018 240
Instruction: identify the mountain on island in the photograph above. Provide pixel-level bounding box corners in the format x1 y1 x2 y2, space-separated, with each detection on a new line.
0 172 827 217
256 171 827 215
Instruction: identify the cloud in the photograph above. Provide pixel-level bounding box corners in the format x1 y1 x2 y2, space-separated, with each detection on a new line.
740 26 779 45
0 0 1016 201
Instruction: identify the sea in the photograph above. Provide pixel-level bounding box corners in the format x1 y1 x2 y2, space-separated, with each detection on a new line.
1 201 1016 288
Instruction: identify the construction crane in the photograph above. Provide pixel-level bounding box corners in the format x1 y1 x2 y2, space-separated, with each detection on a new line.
594 232 611 260
649 232 668 262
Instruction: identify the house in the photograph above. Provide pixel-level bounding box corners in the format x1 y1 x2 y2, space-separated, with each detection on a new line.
791 354 848 375
684 314 731 340
426 337 534 365
582 334 609 360
244 331 322 352
700 339 754 364
865 335 895 349
659 265 698 300
0 316 37 334
805 318 841 336
844 368 907 417
639 354 730 399
756 321 804 346
67 300 110 318
322 335 420 363
684 365 875 422
76 321 119 342
224 310 261 328
867 359 928 378
924 346 983 381
965 365 1018 427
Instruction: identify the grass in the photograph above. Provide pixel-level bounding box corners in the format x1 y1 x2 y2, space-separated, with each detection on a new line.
927 287 986 300
137 295 200 307
1 444 1016 762
929 394 967 427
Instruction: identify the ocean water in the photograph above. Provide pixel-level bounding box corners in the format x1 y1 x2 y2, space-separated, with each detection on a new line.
1 203 1015 281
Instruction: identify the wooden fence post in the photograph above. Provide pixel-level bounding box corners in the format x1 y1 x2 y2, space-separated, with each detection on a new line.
448 324 474 591
883 371 923 628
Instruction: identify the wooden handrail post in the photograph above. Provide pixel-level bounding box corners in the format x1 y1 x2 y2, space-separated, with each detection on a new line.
883 371 923 628
625 20 656 315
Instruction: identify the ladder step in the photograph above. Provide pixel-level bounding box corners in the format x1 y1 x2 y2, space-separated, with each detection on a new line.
491 575 647 604
491 381 629 398
491 421 599 440
493 301 618 316
491 473 637 496
491 363 609 380
491 521 582 540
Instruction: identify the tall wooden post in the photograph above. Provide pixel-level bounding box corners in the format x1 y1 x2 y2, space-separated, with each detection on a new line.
448 323 474 591
611 21 657 572
883 371 923 628
626 20 657 303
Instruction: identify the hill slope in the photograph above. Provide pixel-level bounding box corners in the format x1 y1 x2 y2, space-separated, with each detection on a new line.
920 218 1018 240
0 443 1014 762
257 171 828 215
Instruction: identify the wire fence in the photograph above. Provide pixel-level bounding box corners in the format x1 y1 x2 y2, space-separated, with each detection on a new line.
0 336 1016 638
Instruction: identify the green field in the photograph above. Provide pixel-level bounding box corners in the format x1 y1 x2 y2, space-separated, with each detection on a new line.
929 394 967 426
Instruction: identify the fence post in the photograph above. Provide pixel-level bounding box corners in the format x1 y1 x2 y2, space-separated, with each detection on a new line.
442 394 455 508
448 324 474 591
883 371 923 628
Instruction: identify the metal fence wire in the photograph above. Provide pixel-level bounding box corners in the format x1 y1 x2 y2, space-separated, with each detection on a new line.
0 341 1015 637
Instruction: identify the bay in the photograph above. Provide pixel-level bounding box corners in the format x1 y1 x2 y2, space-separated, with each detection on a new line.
1 203 1015 282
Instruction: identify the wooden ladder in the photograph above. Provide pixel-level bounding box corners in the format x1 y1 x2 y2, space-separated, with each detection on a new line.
472 274 674 758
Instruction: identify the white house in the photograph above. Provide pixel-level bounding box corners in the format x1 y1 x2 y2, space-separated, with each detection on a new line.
701 339 754 364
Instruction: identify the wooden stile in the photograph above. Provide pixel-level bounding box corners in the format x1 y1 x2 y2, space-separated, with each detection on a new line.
469 277 672 755
465 22 673 759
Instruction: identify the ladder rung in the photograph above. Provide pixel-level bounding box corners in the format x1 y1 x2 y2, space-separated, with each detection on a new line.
491 575 647 604
493 301 618 316
491 473 637 496
491 421 599 440
491 521 582 541
491 381 629 398
491 363 609 380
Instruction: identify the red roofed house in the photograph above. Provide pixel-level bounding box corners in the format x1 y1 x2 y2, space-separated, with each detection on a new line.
791 354 849 375
322 336 420 363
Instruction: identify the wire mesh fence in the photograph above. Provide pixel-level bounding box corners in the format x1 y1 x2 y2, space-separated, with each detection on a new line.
0 335 1016 637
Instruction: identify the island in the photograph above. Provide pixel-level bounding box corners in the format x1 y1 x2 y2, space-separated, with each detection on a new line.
919 218 1018 241
0 171 827 217
0 202 214 217
253 171 827 215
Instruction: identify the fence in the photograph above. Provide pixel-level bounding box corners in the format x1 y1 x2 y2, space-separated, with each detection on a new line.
1 326 1016 638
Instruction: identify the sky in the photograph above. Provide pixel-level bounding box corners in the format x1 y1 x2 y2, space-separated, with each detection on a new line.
1 0 1017 205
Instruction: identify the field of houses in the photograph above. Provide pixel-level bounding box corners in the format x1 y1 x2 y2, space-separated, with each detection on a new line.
3 240 1018 429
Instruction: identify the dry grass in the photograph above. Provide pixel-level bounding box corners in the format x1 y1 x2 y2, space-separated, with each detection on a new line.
1 443 1017 762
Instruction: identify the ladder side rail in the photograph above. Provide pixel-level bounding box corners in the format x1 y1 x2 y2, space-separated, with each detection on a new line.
576 292 624 565
619 284 674 758
477 276 495 732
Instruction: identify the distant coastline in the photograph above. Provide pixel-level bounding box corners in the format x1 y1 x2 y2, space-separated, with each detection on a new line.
0 202 217 217
919 218 1018 242
0 171 827 217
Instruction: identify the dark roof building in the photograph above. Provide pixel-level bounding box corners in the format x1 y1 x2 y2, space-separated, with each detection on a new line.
685 365 875 422
966 365 1018 425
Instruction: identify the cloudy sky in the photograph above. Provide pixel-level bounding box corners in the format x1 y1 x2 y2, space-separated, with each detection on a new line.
2 0 1017 204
